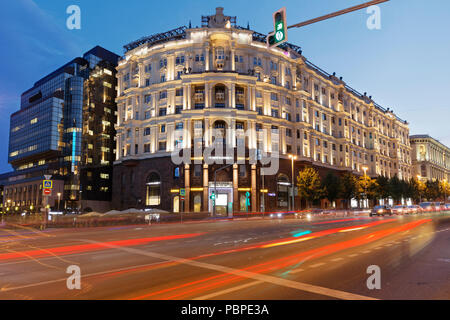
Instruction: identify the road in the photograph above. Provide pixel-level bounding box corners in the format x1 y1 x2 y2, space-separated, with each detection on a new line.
0 212 449 300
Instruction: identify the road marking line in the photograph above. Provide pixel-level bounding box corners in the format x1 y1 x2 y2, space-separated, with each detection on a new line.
0 261 167 292
348 254 358 258
362 250 371 254
309 262 326 268
193 280 263 300
290 268 305 274
82 240 377 300
331 257 344 262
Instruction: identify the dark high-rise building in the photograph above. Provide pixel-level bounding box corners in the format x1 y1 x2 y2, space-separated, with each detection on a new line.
3 46 119 214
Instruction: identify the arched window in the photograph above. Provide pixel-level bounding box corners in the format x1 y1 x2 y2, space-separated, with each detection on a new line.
146 172 161 206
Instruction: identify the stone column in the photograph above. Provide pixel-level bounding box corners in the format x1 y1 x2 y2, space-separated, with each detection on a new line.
233 164 239 213
203 164 209 213
185 164 190 213
251 165 257 212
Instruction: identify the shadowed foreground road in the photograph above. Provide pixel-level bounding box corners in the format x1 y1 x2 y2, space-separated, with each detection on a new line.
0 212 449 300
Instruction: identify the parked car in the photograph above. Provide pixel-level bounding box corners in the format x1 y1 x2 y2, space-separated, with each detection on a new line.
392 205 407 215
370 205 392 217
419 202 436 212
406 205 421 214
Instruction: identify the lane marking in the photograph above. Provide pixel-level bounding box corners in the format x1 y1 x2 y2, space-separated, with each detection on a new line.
348 254 358 258
82 239 377 300
290 268 305 274
0 261 167 292
331 258 344 262
309 262 326 268
193 280 263 300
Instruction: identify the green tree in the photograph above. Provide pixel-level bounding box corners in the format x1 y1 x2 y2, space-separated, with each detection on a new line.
425 180 440 201
440 180 450 202
388 175 404 204
357 175 379 206
375 176 390 200
296 167 324 208
340 173 358 209
322 173 342 207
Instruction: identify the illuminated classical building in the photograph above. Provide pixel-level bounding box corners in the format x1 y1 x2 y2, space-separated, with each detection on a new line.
113 8 412 214
410 135 450 182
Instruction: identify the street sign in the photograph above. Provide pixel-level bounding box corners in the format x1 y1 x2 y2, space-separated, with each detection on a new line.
180 196 185 201
267 7 288 48
44 175 52 180
43 180 53 189
180 188 186 196
43 188 52 196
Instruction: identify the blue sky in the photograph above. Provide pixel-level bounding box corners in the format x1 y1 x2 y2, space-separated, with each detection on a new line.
1 0 449 173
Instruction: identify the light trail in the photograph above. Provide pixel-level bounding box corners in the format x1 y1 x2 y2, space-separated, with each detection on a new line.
133 219 431 300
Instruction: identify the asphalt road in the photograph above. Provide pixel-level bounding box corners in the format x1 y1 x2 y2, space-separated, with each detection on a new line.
0 211 449 300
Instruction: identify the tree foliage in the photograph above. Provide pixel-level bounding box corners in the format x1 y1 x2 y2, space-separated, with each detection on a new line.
296 167 324 208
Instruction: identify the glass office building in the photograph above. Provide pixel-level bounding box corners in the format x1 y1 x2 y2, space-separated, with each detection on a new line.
4 46 119 214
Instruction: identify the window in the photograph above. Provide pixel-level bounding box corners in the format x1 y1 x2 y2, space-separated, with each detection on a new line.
194 165 202 177
239 165 247 177
159 108 167 116
159 59 167 68
158 141 166 151
271 93 278 101
159 91 167 100
271 109 279 118
271 76 277 85
174 167 180 178
160 74 166 83
286 128 292 137
144 94 152 104
146 173 161 206
175 55 185 65
175 122 184 130
145 78 150 87
160 124 166 133
144 127 151 136
175 105 183 114
176 88 183 96
176 71 183 80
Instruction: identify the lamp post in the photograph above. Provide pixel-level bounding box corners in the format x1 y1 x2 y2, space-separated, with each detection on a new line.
57 193 61 212
362 166 368 208
289 155 297 211
444 179 448 203
417 175 422 203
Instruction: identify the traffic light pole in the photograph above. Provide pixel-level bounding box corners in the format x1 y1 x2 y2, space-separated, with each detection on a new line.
287 0 389 30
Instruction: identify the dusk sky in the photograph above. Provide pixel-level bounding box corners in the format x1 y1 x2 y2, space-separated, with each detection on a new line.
1 0 449 173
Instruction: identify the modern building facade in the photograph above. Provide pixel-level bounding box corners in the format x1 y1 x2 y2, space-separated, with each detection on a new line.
410 135 450 182
3 46 119 214
112 8 412 214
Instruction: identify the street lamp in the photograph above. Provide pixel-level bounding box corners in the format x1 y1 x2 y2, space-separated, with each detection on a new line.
362 166 368 208
289 155 297 211
417 175 422 203
57 192 61 212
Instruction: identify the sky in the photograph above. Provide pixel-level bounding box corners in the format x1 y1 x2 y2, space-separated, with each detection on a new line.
0 0 449 173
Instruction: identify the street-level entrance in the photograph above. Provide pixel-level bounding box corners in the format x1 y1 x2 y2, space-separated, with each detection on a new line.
208 182 233 217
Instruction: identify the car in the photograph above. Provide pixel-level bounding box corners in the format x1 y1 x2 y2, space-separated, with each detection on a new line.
370 205 392 217
392 205 407 215
406 205 421 214
419 202 435 212
445 203 450 211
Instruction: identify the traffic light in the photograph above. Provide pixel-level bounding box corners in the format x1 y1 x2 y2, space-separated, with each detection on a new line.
210 192 216 200
267 7 288 48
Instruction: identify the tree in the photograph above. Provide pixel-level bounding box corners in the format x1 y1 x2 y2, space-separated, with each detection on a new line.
357 175 379 206
388 175 404 204
407 178 425 203
340 173 358 209
322 173 342 207
296 167 324 208
440 180 450 202
375 176 390 200
424 180 440 201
